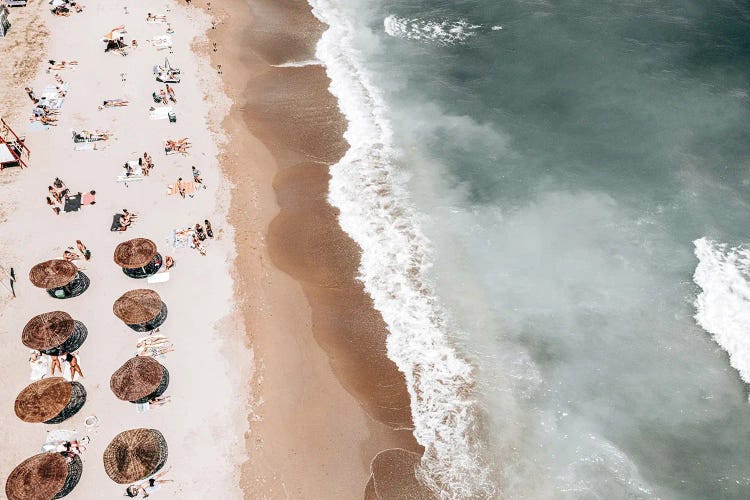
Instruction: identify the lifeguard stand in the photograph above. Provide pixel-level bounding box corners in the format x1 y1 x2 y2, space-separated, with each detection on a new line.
0 118 30 169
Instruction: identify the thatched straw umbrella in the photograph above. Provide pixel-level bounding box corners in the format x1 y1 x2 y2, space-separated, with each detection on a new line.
22 312 88 355
14 378 87 424
110 357 169 404
5 453 83 500
28 260 90 299
113 239 163 278
103 428 168 484
113 289 168 332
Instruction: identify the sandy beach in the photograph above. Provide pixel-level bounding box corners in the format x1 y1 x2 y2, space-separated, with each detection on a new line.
0 0 429 498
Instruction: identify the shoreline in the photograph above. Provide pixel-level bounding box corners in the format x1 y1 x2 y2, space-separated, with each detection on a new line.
203 0 432 497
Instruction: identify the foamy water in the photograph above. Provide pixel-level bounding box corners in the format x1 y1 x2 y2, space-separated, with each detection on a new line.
384 15 482 46
694 238 750 385
309 0 495 497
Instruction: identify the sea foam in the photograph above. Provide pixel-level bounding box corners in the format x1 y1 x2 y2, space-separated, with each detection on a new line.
694 237 750 386
308 0 495 497
384 15 481 46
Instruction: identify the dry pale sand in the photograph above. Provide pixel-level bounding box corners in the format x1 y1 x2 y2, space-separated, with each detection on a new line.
0 1 249 498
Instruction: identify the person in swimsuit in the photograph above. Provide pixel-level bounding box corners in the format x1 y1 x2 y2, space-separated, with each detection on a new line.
50 354 62 375
204 219 213 238
165 256 175 270
76 240 91 260
67 352 83 380
195 223 206 241
63 250 80 261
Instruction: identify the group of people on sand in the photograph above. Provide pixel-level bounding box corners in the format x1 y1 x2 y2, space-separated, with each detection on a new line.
164 137 190 154
155 84 177 104
27 87 63 126
119 208 138 229
190 220 214 256
29 349 84 381
63 240 91 262
45 178 95 215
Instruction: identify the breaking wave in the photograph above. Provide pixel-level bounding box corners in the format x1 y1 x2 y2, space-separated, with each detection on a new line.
384 15 482 46
309 0 496 497
693 237 750 386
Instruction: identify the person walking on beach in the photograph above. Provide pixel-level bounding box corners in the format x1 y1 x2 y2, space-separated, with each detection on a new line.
177 177 186 198
191 166 205 188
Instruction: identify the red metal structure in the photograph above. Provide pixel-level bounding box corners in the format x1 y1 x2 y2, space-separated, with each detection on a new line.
0 117 29 169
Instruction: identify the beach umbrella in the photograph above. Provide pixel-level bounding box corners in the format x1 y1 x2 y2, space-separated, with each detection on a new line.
28 260 90 298
5 453 83 500
103 428 168 484
22 311 88 355
110 357 169 404
14 377 87 424
113 238 163 278
113 289 168 332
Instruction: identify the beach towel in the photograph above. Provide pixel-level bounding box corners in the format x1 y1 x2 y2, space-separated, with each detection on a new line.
149 107 172 120
29 354 49 381
41 430 78 453
63 194 82 212
28 121 50 131
82 192 96 205
111 214 127 231
166 181 196 195
147 272 170 284
74 142 97 151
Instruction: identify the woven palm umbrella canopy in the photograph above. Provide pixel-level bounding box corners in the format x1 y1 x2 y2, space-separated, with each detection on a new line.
5 453 70 500
14 378 72 423
28 260 77 289
22 312 74 351
110 357 168 403
113 289 163 325
103 428 168 484
113 239 158 269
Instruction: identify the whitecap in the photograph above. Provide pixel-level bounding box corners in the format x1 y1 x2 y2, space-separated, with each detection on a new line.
693 237 750 386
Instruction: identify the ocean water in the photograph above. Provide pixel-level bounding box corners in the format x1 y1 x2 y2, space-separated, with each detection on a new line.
309 0 750 498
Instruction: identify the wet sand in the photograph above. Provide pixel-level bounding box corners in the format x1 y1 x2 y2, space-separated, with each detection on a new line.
205 0 431 497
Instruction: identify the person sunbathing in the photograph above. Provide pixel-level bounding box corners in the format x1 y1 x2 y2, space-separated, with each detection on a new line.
76 240 91 260
102 99 129 107
63 250 80 261
166 84 176 102
159 89 168 104
146 13 167 21
39 116 58 126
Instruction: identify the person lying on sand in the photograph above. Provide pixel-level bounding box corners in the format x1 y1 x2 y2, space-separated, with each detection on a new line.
166 84 176 103
53 177 67 190
100 99 129 109
176 177 186 198
195 223 206 241
205 220 214 238
63 250 80 261
24 87 38 103
76 240 91 260
165 255 175 270
125 469 173 498
146 13 167 22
